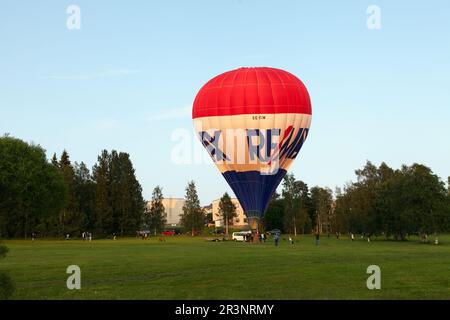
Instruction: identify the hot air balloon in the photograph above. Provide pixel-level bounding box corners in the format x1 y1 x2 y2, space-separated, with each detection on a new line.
192 67 311 235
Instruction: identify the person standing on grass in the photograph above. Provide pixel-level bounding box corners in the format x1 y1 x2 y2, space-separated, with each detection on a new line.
351 233 355 241
274 233 279 246
315 233 320 246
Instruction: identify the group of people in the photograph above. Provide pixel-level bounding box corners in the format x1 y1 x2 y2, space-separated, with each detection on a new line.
242 232 268 243
240 232 297 246
81 232 92 241
138 231 149 240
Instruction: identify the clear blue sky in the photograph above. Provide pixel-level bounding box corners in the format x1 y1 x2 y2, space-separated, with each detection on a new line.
1 1 449 204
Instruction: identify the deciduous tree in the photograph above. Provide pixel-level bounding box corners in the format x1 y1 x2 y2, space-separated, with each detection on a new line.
0 136 66 238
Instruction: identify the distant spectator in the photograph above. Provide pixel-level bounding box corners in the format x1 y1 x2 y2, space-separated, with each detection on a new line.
274 233 279 246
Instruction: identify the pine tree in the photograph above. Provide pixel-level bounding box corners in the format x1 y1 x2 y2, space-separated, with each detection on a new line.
117 152 145 236
180 181 205 236
92 150 145 237
147 186 167 235
74 162 95 233
109 151 145 236
51 153 58 167
108 150 121 234
58 150 80 236
218 192 236 236
93 150 113 235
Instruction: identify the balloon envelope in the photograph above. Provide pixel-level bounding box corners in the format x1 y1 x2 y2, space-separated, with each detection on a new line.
192 67 312 224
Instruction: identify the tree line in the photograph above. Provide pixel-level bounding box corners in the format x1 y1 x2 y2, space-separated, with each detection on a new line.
1 135 450 240
0 135 211 239
0 135 145 238
0 135 216 239
334 161 450 240
264 161 450 240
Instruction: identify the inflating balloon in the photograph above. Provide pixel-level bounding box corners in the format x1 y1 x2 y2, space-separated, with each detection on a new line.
192 67 312 233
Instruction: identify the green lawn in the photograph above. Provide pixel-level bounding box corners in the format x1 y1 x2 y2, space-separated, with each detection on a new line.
1 234 449 300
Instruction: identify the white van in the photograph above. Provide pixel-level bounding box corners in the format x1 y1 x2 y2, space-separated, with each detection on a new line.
232 231 252 242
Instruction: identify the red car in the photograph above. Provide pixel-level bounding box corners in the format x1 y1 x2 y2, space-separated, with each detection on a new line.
163 230 175 236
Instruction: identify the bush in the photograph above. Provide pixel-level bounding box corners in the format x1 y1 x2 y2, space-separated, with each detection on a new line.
0 273 14 300
0 244 15 299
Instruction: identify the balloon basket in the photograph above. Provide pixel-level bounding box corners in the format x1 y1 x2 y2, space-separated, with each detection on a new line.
248 217 260 243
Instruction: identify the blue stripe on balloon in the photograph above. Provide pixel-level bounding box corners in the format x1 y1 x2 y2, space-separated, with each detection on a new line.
221 169 287 219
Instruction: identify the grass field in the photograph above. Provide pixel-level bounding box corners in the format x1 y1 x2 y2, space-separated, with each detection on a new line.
1 234 449 300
